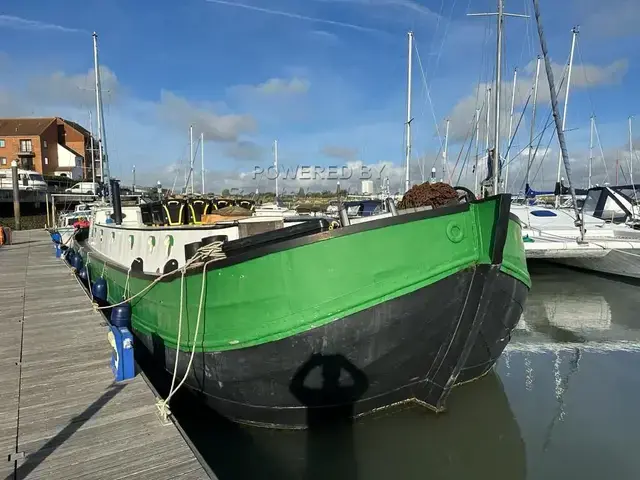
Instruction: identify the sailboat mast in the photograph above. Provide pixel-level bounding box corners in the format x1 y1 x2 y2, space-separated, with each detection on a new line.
629 116 634 186
589 115 594 189
555 27 579 208
484 87 491 196
189 124 194 195
526 56 541 189
404 31 414 193
492 0 505 195
443 119 450 182
505 68 518 192
89 110 96 185
92 32 109 192
201 132 205 194
474 108 480 196
533 0 583 237
468 1 527 196
274 140 279 198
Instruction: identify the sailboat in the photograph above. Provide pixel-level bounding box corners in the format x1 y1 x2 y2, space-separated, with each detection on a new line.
72 29 530 428
495 10 640 279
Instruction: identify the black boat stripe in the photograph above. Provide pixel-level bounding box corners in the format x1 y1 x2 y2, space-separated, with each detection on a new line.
489 193 512 265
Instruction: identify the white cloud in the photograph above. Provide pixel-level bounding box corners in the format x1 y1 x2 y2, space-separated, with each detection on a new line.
309 30 340 44
224 140 265 161
156 90 257 142
231 77 310 96
444 59 629 143
26 66 121 108
0 15 84 33
320 145 359 161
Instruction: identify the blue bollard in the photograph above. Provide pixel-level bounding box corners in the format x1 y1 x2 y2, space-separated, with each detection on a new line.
92 277 108 302
111 302 132 328
108 326 135 382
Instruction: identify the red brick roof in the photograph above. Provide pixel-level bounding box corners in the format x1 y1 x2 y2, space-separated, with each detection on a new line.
0 118 56 136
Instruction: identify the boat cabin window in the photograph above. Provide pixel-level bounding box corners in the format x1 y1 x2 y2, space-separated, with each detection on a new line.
582 188 630 223
530 210 557 217
582 190 600 218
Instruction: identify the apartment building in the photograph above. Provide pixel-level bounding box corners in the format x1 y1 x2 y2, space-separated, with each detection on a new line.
0 117 100 180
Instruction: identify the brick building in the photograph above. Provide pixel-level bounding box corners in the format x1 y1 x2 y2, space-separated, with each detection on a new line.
0 117 100 181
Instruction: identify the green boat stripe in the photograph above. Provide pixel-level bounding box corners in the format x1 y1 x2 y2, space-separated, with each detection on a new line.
83 197 530 353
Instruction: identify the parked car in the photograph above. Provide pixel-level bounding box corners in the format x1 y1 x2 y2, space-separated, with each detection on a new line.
0 169 48 191
65 182 99 195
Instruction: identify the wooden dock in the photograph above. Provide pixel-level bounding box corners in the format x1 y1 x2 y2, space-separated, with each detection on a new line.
0 230 212 479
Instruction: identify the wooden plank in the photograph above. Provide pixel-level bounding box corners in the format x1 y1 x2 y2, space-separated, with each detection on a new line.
0 230 211 480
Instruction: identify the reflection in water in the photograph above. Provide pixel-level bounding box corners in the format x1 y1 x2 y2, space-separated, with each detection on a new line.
147 262 640 480
242 371 525 480
289 354 368 480
169 370 525 480
496 263 640 478
509 262 640 350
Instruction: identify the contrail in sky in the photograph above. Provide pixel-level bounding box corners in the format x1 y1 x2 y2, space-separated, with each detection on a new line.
205 0 381 33
0 15 84 33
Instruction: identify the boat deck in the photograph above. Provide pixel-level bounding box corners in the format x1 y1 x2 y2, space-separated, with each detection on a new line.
0 230 212 479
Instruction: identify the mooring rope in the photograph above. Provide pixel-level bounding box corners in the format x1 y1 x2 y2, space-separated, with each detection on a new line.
157 256 218 420
81 240 227 420
91 241 226 310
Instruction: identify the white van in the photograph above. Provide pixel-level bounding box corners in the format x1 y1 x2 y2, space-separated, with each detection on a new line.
0 169 48 191
65 182 98 195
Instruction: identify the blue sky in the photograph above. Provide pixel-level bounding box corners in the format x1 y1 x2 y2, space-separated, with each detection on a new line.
1 0 639 193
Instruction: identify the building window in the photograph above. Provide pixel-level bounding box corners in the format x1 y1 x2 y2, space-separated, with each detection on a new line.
0 140 5 148
43 140 48 148
0 157 6 165
44 157 49 165
19 139 32 153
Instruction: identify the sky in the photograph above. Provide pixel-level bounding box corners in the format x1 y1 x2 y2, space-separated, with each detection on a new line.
1 0 639 194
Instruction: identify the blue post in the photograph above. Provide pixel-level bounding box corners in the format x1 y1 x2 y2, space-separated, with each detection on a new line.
108 326 135 382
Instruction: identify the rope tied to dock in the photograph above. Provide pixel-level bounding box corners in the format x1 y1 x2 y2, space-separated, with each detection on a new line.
157 254 219 422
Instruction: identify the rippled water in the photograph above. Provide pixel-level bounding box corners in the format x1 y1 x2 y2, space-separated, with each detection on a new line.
166 262 640 480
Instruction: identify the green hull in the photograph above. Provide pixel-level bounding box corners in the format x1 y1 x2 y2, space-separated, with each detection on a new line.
83 196 529 354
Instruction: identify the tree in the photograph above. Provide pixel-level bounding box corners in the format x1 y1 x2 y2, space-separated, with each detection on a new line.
221 188 230 197
297 187 306 197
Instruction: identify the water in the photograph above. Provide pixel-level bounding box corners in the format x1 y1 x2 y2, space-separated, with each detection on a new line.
165 262 640 480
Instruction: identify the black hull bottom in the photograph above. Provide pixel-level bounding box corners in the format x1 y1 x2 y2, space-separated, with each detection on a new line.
136 264 527 428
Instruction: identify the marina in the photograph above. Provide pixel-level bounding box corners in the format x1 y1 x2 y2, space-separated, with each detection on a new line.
1 0 640 477
0 230 211 479
3 229 640 479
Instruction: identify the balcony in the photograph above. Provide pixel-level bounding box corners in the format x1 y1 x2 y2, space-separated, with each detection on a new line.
17 150 35 157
